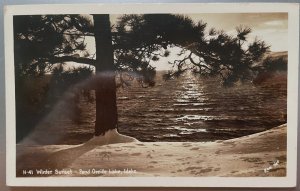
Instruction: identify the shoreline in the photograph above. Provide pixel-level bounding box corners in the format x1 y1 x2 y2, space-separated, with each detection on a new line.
16 123 287 177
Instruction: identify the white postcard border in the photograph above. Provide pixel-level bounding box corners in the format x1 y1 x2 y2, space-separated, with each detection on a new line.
4 3 299 187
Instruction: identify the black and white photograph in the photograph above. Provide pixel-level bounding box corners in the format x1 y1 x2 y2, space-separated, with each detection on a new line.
4 3 299 187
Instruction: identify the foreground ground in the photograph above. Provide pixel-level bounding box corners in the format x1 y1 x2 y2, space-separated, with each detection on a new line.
16 124 286 177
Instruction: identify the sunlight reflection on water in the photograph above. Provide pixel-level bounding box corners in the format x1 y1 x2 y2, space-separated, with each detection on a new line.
116 72 287 142
54 72 287 144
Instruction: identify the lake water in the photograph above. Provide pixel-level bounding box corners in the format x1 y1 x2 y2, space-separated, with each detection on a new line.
117 72 287 142
54 71 286 144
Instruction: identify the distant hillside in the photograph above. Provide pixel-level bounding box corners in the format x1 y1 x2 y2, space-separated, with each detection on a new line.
265 51 288 59
253 51 287 85
263 51 288 71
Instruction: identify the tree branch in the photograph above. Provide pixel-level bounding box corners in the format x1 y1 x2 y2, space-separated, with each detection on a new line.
48 56 96 66
62 31 120 37
63 32 95 37
189 56 212 71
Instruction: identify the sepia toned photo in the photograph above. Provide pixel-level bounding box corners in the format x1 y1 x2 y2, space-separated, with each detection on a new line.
5 3 299 187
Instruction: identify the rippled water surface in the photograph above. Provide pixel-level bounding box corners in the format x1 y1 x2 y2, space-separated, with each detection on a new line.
56 72 286 144
116 72 286 141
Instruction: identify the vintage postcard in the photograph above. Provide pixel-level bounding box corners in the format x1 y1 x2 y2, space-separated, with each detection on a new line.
4 3 299 187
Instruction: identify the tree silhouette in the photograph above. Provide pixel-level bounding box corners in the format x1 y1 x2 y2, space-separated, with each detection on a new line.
93 15 118 136
14 15 95 140
14 14 269 141
114 15 269 86
162 24 269 86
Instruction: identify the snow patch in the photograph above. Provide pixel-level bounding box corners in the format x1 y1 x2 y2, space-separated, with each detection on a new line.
86 129 139 146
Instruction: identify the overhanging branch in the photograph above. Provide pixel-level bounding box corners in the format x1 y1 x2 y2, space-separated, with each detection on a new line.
63 32 95 37
48 56 96 66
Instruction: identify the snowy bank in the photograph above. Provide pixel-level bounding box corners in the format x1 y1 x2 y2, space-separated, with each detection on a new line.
17 124 287 177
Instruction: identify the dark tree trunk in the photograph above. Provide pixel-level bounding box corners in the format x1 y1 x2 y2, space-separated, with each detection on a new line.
93 14 118 136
